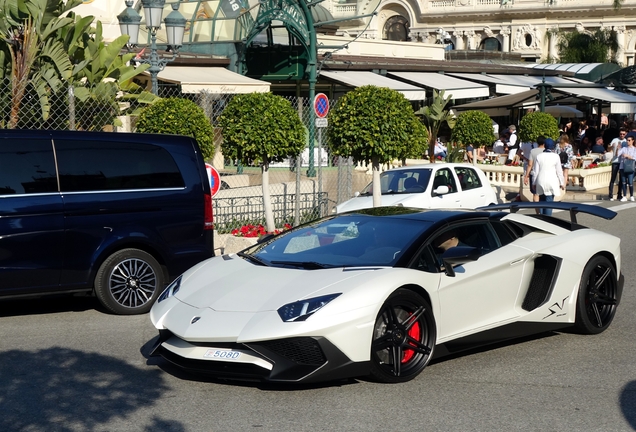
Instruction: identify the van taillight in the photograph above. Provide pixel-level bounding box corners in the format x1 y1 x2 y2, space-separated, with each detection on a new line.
204 192 214 230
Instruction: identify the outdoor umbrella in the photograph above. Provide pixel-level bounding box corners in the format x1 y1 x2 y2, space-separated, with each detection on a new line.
543 105 584 117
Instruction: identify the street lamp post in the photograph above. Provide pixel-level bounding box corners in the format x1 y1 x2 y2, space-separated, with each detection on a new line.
118 0 186 95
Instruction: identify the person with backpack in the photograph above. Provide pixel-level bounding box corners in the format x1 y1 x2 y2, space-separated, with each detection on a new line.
556 134 575 189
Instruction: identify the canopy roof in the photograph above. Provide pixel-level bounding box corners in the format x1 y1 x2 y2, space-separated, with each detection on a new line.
320 71 427 100
387 72 489 100
454 84 636 114
155 67 271 94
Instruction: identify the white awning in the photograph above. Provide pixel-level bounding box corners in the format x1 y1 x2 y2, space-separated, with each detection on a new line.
155 67 271 94
387 72 489 100
320 71 427 100
553 86 636 113
448 73 592 95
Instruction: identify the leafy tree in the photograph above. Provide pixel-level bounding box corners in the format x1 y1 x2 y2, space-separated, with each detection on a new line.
519 112 560 143
556 29 619 64
0 0 152 130
451 110 494 149
218 93 305 232
0 0 81 128
136 97 215 160
418 89 456 162
66 21 153 130
327 85 427 207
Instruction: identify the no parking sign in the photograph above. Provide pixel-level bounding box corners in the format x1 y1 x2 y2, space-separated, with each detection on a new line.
205 163 221 197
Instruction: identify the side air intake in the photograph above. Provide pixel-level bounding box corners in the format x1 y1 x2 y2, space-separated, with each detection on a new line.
522 255 561 311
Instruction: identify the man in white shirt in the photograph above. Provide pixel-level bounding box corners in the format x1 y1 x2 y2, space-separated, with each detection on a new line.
506 125 518 164
608 128 627 200
523 136 546 208
434 140 448 160
532 138 565 216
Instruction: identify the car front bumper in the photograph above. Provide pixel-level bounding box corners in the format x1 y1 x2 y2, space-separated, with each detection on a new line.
151 331 370 383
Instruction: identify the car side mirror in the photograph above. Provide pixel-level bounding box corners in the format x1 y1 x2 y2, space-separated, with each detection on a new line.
433 185 450 196
442 246 480 277
257 233 276 244
354 191 360 197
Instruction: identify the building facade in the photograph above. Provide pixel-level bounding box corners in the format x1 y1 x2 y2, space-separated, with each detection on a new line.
326 0 636 65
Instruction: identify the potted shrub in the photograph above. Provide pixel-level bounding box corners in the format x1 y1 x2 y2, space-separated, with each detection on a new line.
518 112 560 143
451 110 494 159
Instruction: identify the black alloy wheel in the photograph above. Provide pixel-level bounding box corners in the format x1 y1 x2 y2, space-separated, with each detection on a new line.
574 255 619 334
370 289 436 383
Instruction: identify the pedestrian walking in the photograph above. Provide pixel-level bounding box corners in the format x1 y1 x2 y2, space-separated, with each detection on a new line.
523 136 546 206
608 127 627 201
556 134 575 187
531 138 565 216
618 132 636 201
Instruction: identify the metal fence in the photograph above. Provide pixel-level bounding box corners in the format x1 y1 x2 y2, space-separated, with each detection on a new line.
1 77 366 232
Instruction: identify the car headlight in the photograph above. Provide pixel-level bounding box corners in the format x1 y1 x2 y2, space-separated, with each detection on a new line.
158 275 183 303
277 293 341 322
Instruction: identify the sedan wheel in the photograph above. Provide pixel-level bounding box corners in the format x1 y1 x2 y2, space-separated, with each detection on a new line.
574 255 618 334
94 248 164 315
370 289 436 383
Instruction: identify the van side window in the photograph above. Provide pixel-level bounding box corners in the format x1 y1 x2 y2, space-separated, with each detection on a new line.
55 140 185 192
0 139 57 195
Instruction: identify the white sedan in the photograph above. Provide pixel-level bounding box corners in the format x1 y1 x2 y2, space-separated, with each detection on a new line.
336 163 498 213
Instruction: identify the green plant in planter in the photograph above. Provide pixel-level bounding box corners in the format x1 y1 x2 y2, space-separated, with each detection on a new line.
136 98 215 160
327 85 427 208
451 110 494 149
218 92 305 232
518 112 560 143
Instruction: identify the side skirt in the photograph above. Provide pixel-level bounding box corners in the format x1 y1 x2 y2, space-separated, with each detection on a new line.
432 321 571 360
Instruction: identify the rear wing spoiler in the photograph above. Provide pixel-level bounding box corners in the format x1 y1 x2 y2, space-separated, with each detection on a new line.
478 202 617 225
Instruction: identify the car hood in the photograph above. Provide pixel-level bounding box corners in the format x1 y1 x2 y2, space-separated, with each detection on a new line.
336 194 425 213
174 256 373 312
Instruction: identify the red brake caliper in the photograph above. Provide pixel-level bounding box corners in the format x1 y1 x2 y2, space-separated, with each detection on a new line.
401 315 421 363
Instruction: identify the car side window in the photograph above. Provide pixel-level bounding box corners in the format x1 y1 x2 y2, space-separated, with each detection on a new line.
454 167 483 191
55 140 185 192
491 220 519 246
0 139 57 195
431 168 458 195
413 222 500 273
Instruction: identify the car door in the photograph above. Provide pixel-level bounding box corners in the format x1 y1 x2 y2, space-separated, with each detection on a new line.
425 221 533 340
453 166 492 208
429 167 461 208
0 137 64 294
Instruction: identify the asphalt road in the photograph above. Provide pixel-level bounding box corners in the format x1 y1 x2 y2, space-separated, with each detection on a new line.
1 202 635 432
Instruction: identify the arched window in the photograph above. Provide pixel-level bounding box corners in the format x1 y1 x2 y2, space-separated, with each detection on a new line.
480 37 502 51
383 16 409 41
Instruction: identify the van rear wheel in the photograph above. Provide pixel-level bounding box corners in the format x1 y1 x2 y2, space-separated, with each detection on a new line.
94 248 164 315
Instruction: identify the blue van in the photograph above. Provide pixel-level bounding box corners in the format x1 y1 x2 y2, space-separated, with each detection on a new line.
0 130 214 314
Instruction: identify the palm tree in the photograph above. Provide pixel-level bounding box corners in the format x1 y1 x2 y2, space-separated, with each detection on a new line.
417 90 456 162
0 0 80 128
556 28 619 64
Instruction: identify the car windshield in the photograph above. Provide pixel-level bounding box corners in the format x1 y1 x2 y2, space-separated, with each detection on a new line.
359 168 432 195
243 213 431 268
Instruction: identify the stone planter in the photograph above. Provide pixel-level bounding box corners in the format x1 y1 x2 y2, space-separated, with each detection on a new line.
214 232 258 255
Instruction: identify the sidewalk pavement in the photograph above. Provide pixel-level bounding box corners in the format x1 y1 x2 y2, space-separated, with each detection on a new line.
502 186 610 202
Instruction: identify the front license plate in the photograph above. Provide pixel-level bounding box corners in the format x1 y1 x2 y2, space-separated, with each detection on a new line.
203 349 241 360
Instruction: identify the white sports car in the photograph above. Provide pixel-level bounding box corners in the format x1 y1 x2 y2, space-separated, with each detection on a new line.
335 163 498 213
149 203 622 384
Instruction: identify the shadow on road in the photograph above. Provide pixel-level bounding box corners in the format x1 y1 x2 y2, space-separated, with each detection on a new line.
621 380 636 430
0 295 104 317
0 347 182 431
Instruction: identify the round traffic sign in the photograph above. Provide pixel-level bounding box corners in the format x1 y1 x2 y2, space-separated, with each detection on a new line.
205 163 221 197
314 93 329 118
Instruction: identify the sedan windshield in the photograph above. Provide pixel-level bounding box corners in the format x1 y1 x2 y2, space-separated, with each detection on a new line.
243 214 431 268
359 168 432 195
